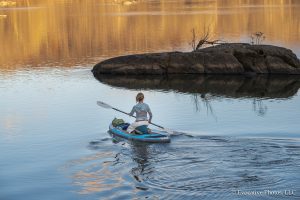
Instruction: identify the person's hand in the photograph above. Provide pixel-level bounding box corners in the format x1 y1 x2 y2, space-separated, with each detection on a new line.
148 120 151 124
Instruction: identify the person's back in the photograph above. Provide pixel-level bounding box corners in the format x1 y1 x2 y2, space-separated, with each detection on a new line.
127 93 152 134
130 102 152 122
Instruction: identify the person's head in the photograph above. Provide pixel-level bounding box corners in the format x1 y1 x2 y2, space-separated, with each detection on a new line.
136 92 144 102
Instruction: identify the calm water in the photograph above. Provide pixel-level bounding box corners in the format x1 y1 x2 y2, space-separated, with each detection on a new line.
1 0 300 199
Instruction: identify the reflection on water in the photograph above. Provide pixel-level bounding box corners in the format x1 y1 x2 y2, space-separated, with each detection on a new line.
252 99 268 116
95 74 300 99
63 136 300 199
1 66 300 199
1 0 300 67
1 1 300 199
70 151 126 195
96 74 300 117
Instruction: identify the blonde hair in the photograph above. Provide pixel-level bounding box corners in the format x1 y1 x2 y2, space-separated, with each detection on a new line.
136 92 144 102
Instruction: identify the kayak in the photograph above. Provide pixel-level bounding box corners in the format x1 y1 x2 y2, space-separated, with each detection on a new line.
109 123 171 143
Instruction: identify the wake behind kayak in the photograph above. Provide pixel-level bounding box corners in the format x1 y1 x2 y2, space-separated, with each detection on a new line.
109 123 171 143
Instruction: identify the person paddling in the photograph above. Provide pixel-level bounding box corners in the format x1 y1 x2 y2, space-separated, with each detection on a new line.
127 93 152 134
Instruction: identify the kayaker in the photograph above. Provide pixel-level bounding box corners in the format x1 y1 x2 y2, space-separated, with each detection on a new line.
127 92 152 134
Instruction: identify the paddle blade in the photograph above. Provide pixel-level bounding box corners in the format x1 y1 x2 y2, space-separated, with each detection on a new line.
163 128 174 135
97 101 113 109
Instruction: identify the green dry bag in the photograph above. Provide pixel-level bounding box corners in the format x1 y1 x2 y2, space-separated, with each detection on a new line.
112 118 125 127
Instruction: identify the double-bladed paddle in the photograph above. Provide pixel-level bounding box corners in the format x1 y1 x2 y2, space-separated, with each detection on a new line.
96 101 173 135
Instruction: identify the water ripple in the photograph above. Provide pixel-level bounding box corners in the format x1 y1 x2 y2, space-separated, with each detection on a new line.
64 135 300 199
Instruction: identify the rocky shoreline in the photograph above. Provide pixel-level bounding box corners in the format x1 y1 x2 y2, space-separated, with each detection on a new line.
92 43 300 75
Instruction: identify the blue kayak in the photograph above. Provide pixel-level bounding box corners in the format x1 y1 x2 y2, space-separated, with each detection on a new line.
109 123 171 143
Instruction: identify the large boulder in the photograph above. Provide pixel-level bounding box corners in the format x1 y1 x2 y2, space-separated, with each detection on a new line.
92 43 300 75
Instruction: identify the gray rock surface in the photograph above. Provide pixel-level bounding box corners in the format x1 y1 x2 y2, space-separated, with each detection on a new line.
92 43 300 75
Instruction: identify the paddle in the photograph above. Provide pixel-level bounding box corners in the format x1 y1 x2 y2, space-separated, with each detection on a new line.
96 101 173 135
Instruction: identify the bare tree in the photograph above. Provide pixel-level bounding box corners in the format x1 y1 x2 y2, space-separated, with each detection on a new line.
190 26 224 51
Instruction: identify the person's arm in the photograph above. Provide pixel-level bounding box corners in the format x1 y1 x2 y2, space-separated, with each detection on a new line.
147 105 152 123
129 106 135 116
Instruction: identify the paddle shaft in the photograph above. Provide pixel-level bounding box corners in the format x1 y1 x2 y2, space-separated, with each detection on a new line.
111 107 164 129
